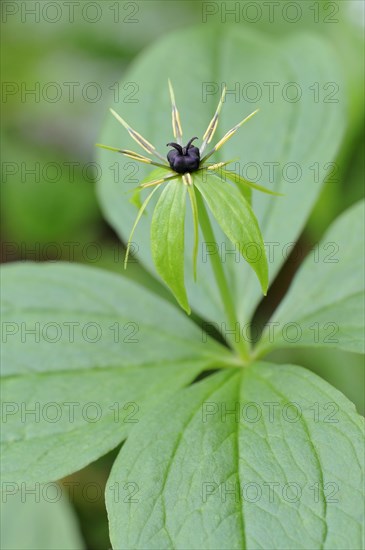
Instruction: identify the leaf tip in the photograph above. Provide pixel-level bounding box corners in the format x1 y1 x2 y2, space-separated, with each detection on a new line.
261 277 269 296
175 293 191 315
184 303 192 315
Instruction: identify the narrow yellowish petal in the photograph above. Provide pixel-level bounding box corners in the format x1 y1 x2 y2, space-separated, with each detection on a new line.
196 159 236 181
187 183 199 281
96 143 170 169
201 109 259 162
200 85 227 155
206 160 235 171
124 185 162 269
140 172 179 189
109 108 166 162
118 150 170 169
168 79 183 144
119 150 154 164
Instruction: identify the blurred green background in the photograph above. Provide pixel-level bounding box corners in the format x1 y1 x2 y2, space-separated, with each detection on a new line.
1 1 364 548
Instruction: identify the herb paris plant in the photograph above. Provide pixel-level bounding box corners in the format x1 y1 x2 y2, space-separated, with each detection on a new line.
97 81 280 318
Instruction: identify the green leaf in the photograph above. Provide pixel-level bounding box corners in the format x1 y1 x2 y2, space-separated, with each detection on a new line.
257 200 365 356
194 172 268 294
187 185 199 281
1 263 230 482
1 488 84 550
1 262 226 374
107 362 365 550
97 26 345 326
1 364 205 484
151 179 189 313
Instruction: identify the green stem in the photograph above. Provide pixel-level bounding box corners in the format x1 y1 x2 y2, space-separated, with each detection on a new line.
196 192 250 363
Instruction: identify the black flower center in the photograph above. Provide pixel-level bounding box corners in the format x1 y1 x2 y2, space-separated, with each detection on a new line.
166 137 200 174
